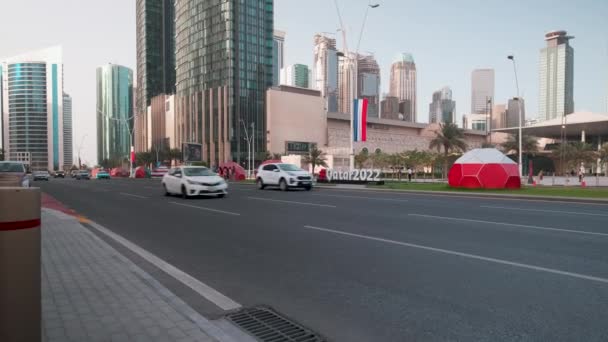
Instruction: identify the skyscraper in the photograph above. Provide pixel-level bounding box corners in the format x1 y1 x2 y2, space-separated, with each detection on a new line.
338 52 358 115
313 34 339 112
273 30 285 86
281 64 310 88
429 87 456 124
358 54 380 118
389 53 417 122
96 64 134 165
539 30 574 121
136 0 175 116
1 46 64 171
471 69 494 114
63 93 73 168
175 0 273 165
506 97 525 128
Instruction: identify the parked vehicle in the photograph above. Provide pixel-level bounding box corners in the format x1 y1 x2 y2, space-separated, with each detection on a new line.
54 170 65 178
0 161 30 187
162 166 227 198
151 166 169 178
76 170 91 180
96 170 111 179
33 170 51 181
256 163 313 191
71 170 78 178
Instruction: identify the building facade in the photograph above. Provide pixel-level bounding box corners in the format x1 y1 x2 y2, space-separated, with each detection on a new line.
280 64 310 88
471 68 494 114
380 96 400 120
338 52 358 115
1 46 64 171
429 87 456 124
273 30 285 86
175 0 273 166
491 103 507 129
357 54 380 118
506 97 525 128
389 53 417 122
63 93 73 168
96 64 134 165
313 34 339 112
539 30 574 121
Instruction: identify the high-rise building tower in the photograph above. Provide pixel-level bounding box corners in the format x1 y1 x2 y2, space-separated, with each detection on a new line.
96 64 134 165
429 87 456 124
1 46 64 171
471 69 494 114
63 93 73 169
358 54 380 118
389 53 417 122
539 30 574 121
175 0 273 165
338 52 358 115
506 97 525 128
281 64 310 88
273 30 285 86
313 34 339 112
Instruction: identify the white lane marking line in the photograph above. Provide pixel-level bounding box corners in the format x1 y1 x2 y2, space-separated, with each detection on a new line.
311 193 408 202
408 213 608 237
247 196 336 208
169 202 241 216
87 220 241 310
120 192 148 199
303 225 608 284
480 205 608 217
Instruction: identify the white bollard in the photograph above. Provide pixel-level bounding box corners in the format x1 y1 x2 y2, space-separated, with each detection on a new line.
0 187 41 342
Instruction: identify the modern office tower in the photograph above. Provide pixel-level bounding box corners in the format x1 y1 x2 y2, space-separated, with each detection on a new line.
380 95 400 120
1 46 64 171
63 93 73 168
313 34 339 112
96 64 134 165
273 30 286 86
281 64 310 88
491 103 507 129
539 30 574 121
429 87 456 124
471 68 494 114
174 0 273 165
338 52 358 115
506 97 525 128
357 54 380 118
389 53 417 122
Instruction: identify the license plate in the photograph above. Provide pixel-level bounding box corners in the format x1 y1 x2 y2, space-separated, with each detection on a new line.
301 181 311 184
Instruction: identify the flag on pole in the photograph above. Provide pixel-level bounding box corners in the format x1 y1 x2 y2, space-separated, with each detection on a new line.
353 98 368 142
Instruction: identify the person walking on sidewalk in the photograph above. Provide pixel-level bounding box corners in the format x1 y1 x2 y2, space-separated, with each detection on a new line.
579 165 585 182
407 167 413 182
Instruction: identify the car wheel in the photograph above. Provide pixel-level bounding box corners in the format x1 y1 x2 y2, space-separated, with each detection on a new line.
257 178 265 190
304 185 312 191
279 178 288 191
181 186 189 199
163 184 170 196
217 193 225 199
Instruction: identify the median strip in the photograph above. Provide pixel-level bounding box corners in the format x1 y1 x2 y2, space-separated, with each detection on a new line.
169 202 241 216
247 196 336 208
310 193 409 202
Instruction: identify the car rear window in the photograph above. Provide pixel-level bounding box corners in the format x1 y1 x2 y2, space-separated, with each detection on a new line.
0 162 25 173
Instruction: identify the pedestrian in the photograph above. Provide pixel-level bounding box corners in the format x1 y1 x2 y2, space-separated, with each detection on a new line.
538 170 544 181
579 165 585 182
407 167 413 182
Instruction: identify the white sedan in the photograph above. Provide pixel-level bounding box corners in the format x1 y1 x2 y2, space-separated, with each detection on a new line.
162 166 227 198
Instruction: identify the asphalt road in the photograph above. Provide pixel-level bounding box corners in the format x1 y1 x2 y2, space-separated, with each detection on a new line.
38 177 608 341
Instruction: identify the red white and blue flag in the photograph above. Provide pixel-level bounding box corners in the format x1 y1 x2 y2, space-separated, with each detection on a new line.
353 98 368 142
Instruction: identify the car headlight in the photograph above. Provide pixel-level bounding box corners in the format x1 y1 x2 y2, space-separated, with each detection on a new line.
187 179 200 185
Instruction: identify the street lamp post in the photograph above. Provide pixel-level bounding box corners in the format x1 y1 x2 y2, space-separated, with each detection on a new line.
97 109 137 178
240 120 254 178
507 55 523 177
76 134 88 169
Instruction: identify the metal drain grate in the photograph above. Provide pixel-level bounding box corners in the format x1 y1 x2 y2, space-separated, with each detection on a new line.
226 306 327 342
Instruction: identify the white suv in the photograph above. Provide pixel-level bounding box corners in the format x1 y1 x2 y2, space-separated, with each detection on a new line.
256 163 313 191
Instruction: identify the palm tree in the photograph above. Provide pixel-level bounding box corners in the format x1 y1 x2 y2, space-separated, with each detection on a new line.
599 143 608 176
501 133 538 156
429 123 468 178
551 142 597 176
302 147 328 175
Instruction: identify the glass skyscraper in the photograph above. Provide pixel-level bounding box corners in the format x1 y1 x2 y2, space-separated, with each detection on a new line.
174 0 274 166
96 64 134 165
281 64 310 88
470 69 494 115
429 87 456 124
389 53 417 122
539 30 574 121
273 30 285 87
63 93 73 168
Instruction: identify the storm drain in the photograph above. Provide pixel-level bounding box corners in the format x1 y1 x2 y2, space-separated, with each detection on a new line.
226 306 327 342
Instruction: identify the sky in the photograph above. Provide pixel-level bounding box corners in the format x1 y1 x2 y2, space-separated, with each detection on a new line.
1 0 607 165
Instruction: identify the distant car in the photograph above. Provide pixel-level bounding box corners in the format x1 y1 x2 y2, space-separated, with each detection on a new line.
0 161 30 187
151 166 169 178
33 170 51 181
162 166 227 198
76 171 90 180
256 163 313 191
54 170 65 178
96 170 111 179
71 170 78 178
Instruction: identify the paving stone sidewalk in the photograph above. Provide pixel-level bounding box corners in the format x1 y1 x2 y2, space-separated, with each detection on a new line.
42 208 221 342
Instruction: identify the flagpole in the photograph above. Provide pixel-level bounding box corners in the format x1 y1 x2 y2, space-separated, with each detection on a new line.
350 99 355 170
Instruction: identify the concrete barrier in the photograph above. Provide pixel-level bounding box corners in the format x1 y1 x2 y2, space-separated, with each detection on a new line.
0 187 41 342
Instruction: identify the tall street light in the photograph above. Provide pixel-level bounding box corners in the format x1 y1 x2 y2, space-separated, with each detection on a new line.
97 109 137 178
240 120 254 178
76 134 88 169
507 55 523 177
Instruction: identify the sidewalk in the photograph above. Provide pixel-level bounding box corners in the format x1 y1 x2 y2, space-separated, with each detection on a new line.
42 208 221 342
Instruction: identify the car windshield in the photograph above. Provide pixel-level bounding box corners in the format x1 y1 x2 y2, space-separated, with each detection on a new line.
183 167 215 177
0 162 25 173
278 164 302 172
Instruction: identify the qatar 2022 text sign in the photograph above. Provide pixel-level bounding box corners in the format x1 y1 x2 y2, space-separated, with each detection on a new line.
326 169 381 182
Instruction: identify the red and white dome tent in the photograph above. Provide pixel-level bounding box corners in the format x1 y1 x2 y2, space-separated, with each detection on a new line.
448 148 521 189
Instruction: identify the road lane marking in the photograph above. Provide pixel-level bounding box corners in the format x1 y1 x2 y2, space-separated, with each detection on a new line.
247 196 336 208
408 214 608 237
120 192 148 199
169 202 241 216
86 220 241 310
310 193 409 202
480 205 608 217
303 225 608 284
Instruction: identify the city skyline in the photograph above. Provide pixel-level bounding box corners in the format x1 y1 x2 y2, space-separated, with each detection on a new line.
1 0 607 164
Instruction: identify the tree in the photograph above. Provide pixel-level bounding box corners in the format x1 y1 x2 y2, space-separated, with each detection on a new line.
355 150 369 168
599 143 608 176
169 148 182 166
302 147 328 174
501 133 538 156
551 142 597 175
0 148 4 161
429 123 468 178
481 142 496 148
135 152 154 168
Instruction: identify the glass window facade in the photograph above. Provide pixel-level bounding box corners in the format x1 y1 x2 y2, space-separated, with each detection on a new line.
63 93 73 168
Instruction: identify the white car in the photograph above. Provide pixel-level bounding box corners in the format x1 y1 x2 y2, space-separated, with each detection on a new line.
33 170 50 181
256 163 313 191
162 166 227 198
